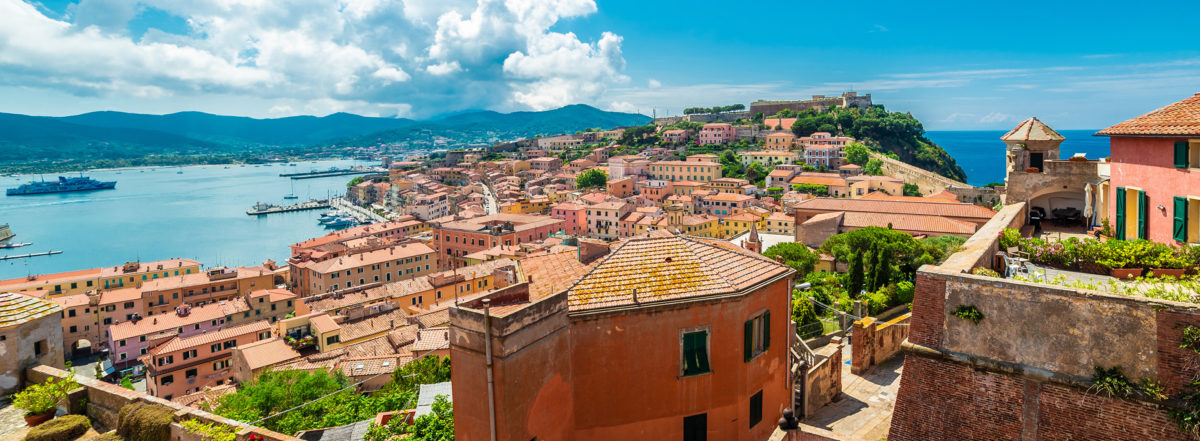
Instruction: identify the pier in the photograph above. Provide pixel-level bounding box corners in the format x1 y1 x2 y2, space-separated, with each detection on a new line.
280 168 385 179
247 199 330 215
1 250 62 261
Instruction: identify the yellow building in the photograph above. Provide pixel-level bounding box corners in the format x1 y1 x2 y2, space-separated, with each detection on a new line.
499 197 551 214
764 132 797 151
705 177 751 194
739 150 801 166
648 155 722 182
0 258 203 297
718 213 767 239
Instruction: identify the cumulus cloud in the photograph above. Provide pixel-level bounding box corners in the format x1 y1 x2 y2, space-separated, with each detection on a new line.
647 78 661 88
0 0 628 117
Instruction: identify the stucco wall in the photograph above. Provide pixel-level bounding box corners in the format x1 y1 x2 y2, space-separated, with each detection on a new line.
0 314 64 395
804 340 843 416
1109 137 1198 244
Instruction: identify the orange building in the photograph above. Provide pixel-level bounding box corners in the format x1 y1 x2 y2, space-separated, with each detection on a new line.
139 267 275 316
449 234 795 441
432 213 564 269
144 320 273 400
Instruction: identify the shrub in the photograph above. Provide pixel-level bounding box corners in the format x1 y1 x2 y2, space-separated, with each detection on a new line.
862 288 892 316
952 305 984 325
894 281 915 305
14 372 79 416
792 297 823 339
116 402 174 441
94 434 124 441
999 228 1021 250
1090 365 1133 398
181 419 237 441
971 267 1000 278
25 414 90 441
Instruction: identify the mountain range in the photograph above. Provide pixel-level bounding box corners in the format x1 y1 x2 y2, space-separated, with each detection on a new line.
0 104 651 165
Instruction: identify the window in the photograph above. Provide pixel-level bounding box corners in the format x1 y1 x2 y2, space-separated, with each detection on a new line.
683 413 707 441
68 309 76 317
119 339 127 347
182 349 197 360
185 368 197 378
69 325 77 333
34 340 46 357
681 329 710 376
161 375 174 385
744 311 771 361
326 335 340 345
749 390 763 428
223 340 236 349
1174 140 1200 168
119 353 127 360
157 355 174 366
211 344 221 353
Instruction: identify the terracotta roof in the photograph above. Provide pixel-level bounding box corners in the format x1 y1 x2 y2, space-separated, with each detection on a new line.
566 234 792 311
791 198 996 220
98 287 143 305
0 268 102 290
306 243 435 274
151 320 271 355
51 294 90 309
519 251 597 301
704 193 755 202
237 338 302 370
1098 93 1200 137
310 314 341 333
412 327 450 352
859 192 959 203
339 355 411 377
835 212 977 235
340 309 409 342
0 292 61 328
108 299 249 341
1001 117 1065 142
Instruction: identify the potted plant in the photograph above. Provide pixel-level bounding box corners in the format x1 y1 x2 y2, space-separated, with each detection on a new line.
1098 241 1140 279
1149 248 1189 278
13 372 78 426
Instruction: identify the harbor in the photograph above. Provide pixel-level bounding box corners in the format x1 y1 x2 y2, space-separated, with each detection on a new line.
246 199 330 216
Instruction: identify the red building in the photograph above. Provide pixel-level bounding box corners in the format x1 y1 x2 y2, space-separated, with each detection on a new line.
1098 93 1200 244
450 234 795 441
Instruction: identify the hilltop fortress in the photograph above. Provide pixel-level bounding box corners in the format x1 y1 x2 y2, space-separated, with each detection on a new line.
749 92 873 116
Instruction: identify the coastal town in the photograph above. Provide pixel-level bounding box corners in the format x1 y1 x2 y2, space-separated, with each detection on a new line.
4 90 1200 441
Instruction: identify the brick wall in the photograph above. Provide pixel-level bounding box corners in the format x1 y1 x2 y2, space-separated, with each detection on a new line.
1156 309 1200 395
1037 383 1188 441
908 274 944 347
888 356 1025 441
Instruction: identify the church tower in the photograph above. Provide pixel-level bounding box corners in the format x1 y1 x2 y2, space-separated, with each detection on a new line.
743 221 762 254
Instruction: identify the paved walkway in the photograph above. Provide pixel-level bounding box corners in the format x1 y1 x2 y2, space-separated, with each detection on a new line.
798 346 903 441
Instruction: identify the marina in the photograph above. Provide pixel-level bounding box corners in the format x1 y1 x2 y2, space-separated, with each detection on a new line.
246 199 330 216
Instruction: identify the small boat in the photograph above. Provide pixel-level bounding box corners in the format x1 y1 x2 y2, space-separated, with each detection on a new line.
323 216 356 228
0 242 32 249
283 194 299 199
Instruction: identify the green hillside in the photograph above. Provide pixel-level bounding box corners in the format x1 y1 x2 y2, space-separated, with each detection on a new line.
784 105 968 182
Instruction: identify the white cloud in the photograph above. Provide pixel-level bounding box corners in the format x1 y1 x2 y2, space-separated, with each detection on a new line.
0 0 628 117
979 112 1013 124
647 78 661 88
608 101 636 113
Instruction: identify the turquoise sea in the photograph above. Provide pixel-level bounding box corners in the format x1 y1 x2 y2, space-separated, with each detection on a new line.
926 129 1109 187
0 159 371 278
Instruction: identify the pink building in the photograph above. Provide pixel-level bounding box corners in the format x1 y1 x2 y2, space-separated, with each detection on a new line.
797 132 854 148
551 202 588 235
607 155 649 180
145 320 272 400
107 301 251 369
661 129 688 144
698 123 736 145
1098 93 1200 244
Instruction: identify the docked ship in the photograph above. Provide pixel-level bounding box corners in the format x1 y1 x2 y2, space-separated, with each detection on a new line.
6 175 117 196
0 224 12 243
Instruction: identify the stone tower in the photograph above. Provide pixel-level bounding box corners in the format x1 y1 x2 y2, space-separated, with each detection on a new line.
1001 117 1065 177
742 222 762 254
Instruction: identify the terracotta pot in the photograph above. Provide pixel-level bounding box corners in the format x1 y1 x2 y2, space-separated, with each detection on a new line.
1150 268 1187 279
24 411 53 427
1111 268 1144 279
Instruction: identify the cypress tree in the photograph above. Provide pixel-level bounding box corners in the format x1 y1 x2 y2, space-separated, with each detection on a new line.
874 247 892 291
848 251 865 296
866 245 881 291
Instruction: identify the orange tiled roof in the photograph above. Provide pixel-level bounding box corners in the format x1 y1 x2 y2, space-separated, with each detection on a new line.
791 197 995 219
412 327 450 352
237 337 303 370
1098 93 1200 137
151 320 271 355
1002 117 1064 141
0 292 61 328
108 300 250 341
836 212 977 235
566 234 792 311
519 251 598 301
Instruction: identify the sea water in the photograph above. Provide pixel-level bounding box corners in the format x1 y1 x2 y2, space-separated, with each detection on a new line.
927 129 1110 187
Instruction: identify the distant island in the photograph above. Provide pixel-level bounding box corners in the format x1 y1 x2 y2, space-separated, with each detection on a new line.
0 104 650 174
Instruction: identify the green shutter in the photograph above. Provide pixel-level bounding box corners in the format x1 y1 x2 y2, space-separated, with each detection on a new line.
695 332 710 373
683 332 696 375
1176 141 1190 168
1115 188 1126 240
744 320 753 362
1138 190 1147 239
762 311 771 352
1175 196 1188 242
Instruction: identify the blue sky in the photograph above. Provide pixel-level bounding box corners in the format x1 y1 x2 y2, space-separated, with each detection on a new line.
1 0 1198 130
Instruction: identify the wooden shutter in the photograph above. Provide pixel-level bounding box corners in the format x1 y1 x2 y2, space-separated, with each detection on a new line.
1115 188 1126 240
696 332 710 373
744 320 753 362
1176 141 1190 168
1138 190 1147 239
1175 196 1188 242
763 311 771 352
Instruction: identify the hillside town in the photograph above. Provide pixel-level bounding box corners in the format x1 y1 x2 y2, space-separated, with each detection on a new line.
5 91 1200 441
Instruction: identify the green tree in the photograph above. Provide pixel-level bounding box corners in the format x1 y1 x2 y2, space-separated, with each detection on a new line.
872 247 893 291
863 158 884 176
791 183 829 196
847 251 865 296
752 112 765 124
120 375 134 390
391 356 452 391
792 297 823 339
902 183 921 196
763 243 819 277
745 161 767 186
844 142 871 165
347 176 366 189
866 246 881 291
410 396 454 441
719 149 740 166
575 169 608 189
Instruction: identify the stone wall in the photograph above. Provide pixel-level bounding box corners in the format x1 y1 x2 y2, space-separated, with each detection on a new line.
888 200 1200 440
26 365 298 441
850 313 910 375
804 338 844 416
1 313 64 395
871 154 967 194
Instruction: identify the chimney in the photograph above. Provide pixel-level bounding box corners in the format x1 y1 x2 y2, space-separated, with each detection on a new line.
632 288 638 304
